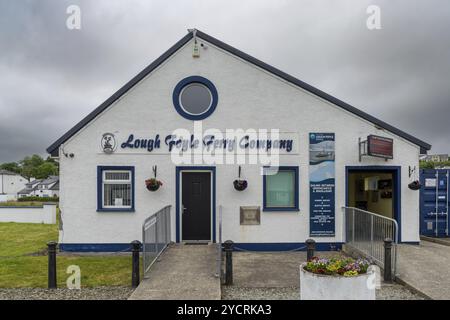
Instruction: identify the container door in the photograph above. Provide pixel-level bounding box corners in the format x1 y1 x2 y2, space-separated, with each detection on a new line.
420 169 449 237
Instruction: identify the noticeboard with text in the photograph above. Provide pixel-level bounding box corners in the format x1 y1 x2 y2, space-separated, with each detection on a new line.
309 133 335 237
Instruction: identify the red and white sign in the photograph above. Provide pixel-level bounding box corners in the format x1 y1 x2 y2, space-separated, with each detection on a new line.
367 135 393 159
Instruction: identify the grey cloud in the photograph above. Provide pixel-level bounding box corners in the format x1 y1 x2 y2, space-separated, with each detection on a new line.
0 0 449 162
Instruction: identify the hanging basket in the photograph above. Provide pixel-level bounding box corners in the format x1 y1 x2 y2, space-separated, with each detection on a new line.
408 180 421 191
233 179 248 191
145 178 162 192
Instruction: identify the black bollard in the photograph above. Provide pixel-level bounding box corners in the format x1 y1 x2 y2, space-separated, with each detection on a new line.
131 240 141 288
224 240 234 285
306 239 316 261
384 238 393 282
47 241 57 289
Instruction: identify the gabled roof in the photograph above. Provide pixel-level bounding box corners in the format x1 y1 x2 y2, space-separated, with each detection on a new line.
39 176 59 186
26 179 42 187
47 29 431 155
18 187 33 194
49 181 59 191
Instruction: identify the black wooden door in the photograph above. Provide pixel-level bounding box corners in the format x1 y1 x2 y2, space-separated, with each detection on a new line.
182 172 211 241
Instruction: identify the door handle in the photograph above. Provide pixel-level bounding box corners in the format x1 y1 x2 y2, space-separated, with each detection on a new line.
182 205 187 213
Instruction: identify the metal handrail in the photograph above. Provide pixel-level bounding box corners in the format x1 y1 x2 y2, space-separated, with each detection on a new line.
215 205 223 279
342 206 398 277
142 205 171 277
344 206 399 243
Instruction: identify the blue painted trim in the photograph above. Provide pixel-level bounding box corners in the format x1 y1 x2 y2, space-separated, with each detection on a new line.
96 208 135 213
97 166 135 212
175 166 216 243
59 243 134 252
172 76 218 120
262 166 299 212
59 242 343 252
232 242 343 252
345 166 402 242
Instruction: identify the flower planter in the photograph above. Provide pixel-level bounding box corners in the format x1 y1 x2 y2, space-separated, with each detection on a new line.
299 263 376 300
408 180 421 190
233 179 248 191
146 184 160 192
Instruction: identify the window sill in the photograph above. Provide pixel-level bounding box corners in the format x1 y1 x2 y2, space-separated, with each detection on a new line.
97 208 135 213
263 207 300 212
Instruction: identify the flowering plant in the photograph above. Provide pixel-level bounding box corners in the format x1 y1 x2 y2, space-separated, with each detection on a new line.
145 178 163 191
233 179 248 191
304 257 370 277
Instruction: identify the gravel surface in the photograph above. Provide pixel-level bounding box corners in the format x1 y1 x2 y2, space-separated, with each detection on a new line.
222 283 425 300
0 286 133 300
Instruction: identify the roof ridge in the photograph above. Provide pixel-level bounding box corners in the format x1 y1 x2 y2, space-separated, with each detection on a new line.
46 29 431 155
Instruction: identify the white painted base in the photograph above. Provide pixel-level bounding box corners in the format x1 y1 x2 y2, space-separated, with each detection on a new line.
299 263 376 300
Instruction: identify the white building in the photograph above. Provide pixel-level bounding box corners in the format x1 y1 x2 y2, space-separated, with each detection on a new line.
0 170 28 201
47 30 431 252
18 176 59 198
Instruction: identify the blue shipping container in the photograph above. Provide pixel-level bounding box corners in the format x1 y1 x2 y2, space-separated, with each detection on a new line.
420 169 450 237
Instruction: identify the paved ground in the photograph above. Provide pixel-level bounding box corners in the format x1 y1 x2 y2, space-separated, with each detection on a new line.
225 250 423 300
128 244 221 300
397 240 450 300
0 287 133 300
230 251 342 288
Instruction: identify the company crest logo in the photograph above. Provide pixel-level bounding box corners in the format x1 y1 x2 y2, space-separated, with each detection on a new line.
101 133 117 154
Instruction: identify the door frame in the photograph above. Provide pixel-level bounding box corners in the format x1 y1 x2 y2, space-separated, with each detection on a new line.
345 166 402 242
176 166 216 243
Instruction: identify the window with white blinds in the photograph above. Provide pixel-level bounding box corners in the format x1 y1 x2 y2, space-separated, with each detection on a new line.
102 170 133 209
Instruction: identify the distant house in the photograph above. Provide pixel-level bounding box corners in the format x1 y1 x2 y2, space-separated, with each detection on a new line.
421 154 449 162
18 176 59 198
17 179 42 198
0 170 28 201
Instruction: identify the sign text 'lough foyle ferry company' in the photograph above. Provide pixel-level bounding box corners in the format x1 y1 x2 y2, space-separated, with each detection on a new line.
120 133 294 153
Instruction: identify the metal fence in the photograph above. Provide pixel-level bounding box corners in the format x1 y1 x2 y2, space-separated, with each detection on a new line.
142 205 171 277
343 206 398 277
215 205 223 279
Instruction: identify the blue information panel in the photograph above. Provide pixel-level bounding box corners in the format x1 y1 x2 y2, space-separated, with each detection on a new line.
309 133 335 237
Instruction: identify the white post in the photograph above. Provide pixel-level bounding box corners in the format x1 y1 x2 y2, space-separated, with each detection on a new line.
42 203 57 224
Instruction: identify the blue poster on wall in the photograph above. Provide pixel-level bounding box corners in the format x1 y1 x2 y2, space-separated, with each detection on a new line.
309 133 335 237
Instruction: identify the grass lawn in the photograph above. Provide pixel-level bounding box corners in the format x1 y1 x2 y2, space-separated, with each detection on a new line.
0 222 133 288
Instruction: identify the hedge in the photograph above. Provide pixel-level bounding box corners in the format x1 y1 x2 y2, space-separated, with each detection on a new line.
17 196 59 202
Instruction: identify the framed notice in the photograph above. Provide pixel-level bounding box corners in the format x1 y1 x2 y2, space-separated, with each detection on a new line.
309 133 335 237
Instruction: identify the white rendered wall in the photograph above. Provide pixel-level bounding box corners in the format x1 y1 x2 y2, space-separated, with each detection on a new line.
58 37 421 246
0 203 57 224
0 174 27 196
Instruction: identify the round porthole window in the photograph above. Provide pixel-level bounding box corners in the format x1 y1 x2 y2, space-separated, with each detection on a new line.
173 76 218 120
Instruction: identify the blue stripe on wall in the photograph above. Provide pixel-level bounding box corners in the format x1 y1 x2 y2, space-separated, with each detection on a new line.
59 242 343 252
59 243 133 252
229 242 343 252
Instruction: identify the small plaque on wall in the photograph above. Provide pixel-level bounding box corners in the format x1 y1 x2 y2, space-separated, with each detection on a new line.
240 206 261 225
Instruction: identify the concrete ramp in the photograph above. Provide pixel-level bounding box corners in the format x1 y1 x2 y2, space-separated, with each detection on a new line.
129 244 221 300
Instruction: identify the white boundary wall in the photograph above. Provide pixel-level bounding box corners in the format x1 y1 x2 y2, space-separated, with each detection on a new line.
0 203 57 224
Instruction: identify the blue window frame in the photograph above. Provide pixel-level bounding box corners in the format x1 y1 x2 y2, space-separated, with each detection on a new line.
263 166 299 211
172 76 218 120
97 166 135 212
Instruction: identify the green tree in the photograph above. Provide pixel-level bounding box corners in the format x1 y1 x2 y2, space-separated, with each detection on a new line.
19 154 45 179
1 154 59 180
0 162 21 174
34 162 58 179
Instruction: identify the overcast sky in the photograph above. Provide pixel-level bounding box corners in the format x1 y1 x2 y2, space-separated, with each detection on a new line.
0 0 449 162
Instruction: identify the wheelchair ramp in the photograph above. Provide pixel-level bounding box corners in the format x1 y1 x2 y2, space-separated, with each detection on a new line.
129 244 221 300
